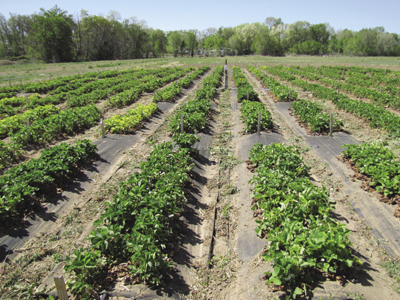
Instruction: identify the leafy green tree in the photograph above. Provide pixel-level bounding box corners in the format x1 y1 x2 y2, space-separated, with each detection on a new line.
150 29 167 58
32 6 73 62
253 25 281 55
289 21 310 52
376 31 399 55
299 40 323 55
167 31 181 57
350 28 379 56
185 30 197 57
309 23 330 46
264 17 283 29
229 33 244 55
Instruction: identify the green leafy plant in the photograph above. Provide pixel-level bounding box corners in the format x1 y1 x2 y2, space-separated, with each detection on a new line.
104 103 158 134
342 143 400 199
248 143 360 297
0 139 98 223
291 99 344 134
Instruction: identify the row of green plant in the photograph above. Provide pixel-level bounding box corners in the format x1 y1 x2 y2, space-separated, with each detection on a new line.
67 67 188 108
43 76 97 95
0 68 186 114
263 66 400 136
0 139 98 223
0 93 48 119
0 104 60 138
65 138 198 298
104 103 158 134
248 66 298 101
298 65 400 87
11 105 101 146
342 143 400 199
106 68 191 108
64 67 215 298
155 66 210 102
0 92 17 100
0 141 24 172
291 99 344 134
293 65 400 99
168 66 223 134
0 68 200 174
248 143 361 298
63 69 168 97
230 66 273 133
24 69 135 94
285 66 400 109
240 100 274 133
232 66 258 102
0 69 130 97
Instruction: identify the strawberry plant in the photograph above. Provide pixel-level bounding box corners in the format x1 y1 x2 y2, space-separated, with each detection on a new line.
248 143 360 297
11 105 101 146
248 66 298 101
291 99 344 134
155 66 209 102
0 140 97 223
104 103 158 134
263 66 400 136
65 139 199 297
169 66 223 134
232 66 258 102
342 143 400 199
240 100 273 133
0 105 60 138
0 141 24 172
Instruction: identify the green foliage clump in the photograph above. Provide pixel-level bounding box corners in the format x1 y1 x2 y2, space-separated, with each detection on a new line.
291 99 344 133
342 143 400 198
0 140 97 222
249 143 361 297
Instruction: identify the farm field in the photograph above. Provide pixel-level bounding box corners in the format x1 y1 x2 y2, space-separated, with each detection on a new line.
1 57 400 300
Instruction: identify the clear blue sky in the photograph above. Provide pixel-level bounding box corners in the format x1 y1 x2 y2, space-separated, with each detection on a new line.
1 0 399 34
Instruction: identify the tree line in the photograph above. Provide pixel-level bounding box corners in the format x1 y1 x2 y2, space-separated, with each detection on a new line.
1 8 399 63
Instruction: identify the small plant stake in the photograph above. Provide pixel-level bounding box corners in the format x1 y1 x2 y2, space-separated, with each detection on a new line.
54 276 68 300
385 69 387 75
330 113 333 137
289 89 292 101
181 113 184 134
100 118 105 138
380 87 382 93
26 118 30 127
257 111 261 135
